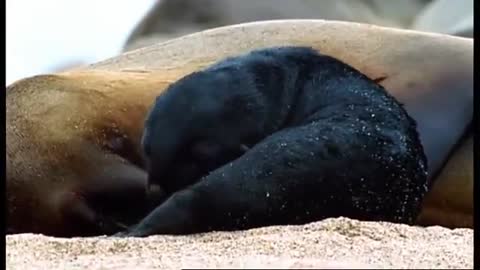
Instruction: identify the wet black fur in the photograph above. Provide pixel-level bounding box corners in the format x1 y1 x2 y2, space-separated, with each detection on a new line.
118 46 429 237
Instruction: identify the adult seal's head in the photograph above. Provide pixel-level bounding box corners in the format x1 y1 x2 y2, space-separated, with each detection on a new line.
6 71 171 236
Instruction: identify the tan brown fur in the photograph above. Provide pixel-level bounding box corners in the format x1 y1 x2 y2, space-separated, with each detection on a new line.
7 20 473 235
416 135 473 228
7 71 178 236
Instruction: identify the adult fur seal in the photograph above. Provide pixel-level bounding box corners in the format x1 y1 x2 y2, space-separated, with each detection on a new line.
6 20 472 236
116 46 429 236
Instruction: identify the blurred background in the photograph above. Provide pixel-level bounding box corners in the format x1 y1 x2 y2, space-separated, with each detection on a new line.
6 0 473 86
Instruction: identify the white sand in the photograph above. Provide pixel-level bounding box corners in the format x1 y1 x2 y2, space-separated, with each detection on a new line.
6 217 473 269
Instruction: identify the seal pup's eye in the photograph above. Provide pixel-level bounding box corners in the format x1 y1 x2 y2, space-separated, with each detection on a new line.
141 129 152 157
191 141 222 160
141 137 151 157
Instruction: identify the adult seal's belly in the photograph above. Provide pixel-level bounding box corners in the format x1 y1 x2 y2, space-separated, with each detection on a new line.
6 20 473 236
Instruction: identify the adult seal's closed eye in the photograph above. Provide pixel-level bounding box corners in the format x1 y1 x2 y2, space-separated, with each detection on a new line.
122 46 429 237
